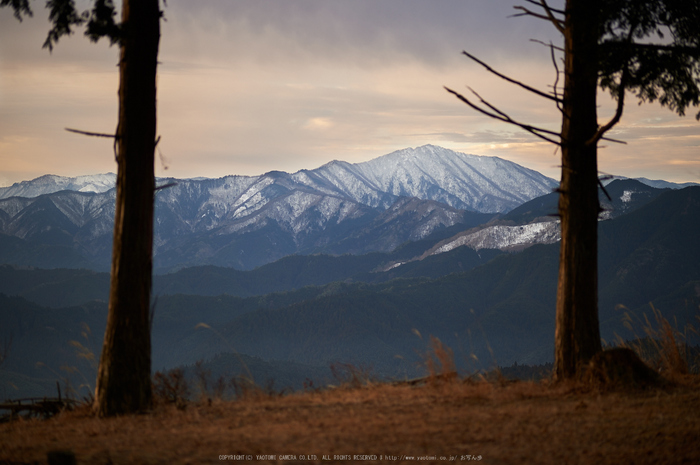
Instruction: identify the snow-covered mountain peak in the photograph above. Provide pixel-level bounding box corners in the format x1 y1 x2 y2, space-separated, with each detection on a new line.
346 145 558 212
0 173 116 200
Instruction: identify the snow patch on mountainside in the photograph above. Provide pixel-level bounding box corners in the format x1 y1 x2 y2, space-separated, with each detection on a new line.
434 221 560 254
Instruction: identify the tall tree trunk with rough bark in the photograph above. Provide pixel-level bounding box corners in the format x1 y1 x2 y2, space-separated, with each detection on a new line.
94 0 160 417
554 0 603 380
445 0 699 381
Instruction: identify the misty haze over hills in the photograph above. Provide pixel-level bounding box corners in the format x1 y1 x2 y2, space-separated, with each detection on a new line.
1 145 699 399
1 184 698 399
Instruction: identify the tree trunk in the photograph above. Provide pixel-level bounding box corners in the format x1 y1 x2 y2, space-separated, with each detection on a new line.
94 0 160 416
554 0 603 380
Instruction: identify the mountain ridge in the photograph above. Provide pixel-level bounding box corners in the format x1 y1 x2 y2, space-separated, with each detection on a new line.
0 173 116 200
3 145 559 211
0 146 552 270
3 146 696 202
1 146 694 271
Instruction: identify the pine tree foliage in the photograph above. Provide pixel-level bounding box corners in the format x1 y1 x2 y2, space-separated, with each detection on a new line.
2 0 121 51
599 0 700 119
0 0 31 21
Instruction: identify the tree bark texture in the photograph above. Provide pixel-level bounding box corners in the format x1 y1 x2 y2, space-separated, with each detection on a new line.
95 0 160 416
554 0 603 380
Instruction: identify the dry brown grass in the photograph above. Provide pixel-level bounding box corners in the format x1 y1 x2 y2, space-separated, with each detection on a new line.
2 375 699 465
616 304 698 379
422 336 458 384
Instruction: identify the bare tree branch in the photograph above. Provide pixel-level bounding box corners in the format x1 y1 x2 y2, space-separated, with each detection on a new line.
65 127 117 138
547 41 564 114
538 0 566 33
524 0 565 16
445 86 562 146
587 82 626 146
65 127 121 163
513 2 565 34
469 87 562 140
461 51 562 103
155 182 177 192
597 178 612 202
599 136 627 145
588 26 637 146
530 38 564 52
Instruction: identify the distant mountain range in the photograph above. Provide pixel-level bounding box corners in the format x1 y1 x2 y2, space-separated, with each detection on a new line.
1 145 560 209
0 178 672 307
0 145 558 271
1 142 699 399
2 145 695 273
1 185 698 399
603 176 699 190
2 150 694 202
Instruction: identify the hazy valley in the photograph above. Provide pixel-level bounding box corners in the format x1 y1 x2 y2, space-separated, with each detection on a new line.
1 145 699 400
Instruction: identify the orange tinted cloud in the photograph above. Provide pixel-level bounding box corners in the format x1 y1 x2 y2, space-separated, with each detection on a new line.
1 0 698 186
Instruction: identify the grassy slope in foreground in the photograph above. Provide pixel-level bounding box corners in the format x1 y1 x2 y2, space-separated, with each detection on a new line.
1 378 699 464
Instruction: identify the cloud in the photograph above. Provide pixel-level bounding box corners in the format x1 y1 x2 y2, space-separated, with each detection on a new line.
2 0 698 185
161 0 561 70
303 117 334 130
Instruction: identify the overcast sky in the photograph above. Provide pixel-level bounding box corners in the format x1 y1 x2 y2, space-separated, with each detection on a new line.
1 0 698 187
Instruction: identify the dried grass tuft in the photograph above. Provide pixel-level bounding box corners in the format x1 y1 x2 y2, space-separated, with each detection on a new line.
615 304 694 380
423 336 458 384
329 362 374 389
230 376 286 402
152 368 189 409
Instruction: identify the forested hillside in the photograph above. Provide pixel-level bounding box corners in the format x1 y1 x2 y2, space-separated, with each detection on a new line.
2 187 698 399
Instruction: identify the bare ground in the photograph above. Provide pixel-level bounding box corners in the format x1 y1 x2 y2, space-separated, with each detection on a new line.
1 377 699 465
